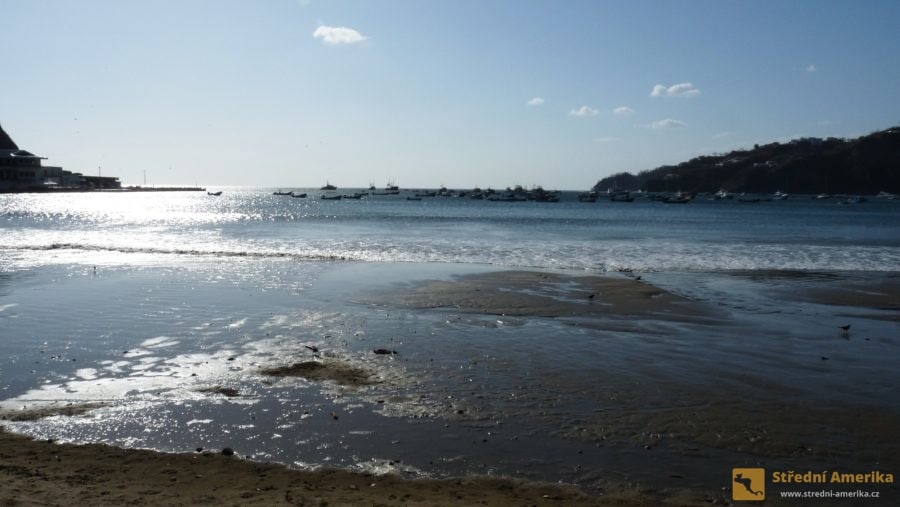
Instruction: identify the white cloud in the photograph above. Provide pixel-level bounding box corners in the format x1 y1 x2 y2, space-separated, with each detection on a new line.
650 83 700 97
527 97 544 106
649 118 688 129
650 85 667 97
806 64 817 72
613 106 634 116
594 136 621 143
313 26 367 45
569 105 599 117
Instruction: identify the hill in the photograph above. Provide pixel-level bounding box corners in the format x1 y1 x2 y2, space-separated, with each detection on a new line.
594 126 900 194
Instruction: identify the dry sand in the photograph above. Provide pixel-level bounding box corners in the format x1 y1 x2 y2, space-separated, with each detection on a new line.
0 426 658 507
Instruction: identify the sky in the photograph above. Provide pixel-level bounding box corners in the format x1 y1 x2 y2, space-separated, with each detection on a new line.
2 0 899 189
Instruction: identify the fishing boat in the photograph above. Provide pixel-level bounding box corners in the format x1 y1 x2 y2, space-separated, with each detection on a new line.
662 192 690 204
207 191 222 196
291 193 307 198
577 191 598 202
321 182 337 191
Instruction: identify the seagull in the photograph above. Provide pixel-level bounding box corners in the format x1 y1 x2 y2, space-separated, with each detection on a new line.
304 345 319 353
839 324 851 332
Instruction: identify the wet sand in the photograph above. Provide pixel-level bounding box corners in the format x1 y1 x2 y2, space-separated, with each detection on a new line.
356 270 718 323
804 277 900 321
1 267 898 505
259 360 379 387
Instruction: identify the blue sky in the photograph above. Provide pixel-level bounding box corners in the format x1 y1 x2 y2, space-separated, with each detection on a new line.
2 0 898 189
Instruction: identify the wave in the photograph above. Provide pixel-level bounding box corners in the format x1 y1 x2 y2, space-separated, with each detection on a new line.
3 241 900 274
1 243 359 263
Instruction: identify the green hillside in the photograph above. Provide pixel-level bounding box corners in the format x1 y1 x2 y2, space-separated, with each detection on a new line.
594 126 900 194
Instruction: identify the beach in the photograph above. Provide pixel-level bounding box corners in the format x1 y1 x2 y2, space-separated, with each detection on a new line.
2 262 899 505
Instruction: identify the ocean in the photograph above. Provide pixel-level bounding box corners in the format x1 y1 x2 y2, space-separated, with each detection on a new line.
1 189 899 497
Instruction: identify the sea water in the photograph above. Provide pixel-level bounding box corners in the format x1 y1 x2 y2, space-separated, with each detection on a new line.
1 189 899 493
2 189 899 272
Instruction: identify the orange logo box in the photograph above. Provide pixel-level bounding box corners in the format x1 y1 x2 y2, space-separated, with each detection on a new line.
733 468 766 501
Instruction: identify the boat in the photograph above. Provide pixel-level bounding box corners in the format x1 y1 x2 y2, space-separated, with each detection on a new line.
320 193 342 200
406 196 422 201
577 191 598 202
713 188 733 200
273 190 293 196
207 191 222 196
291 193 307 198
529 186 560 202
321 182 337 190
772 191 789 200
662 192 690 204
605 183 630 199
737 194 761 203
610 192 634 202
342 193 365 199
876 191 897 200
372 181 400 194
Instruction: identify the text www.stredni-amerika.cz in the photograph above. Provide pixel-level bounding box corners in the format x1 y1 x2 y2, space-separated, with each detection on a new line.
779 489 881 499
